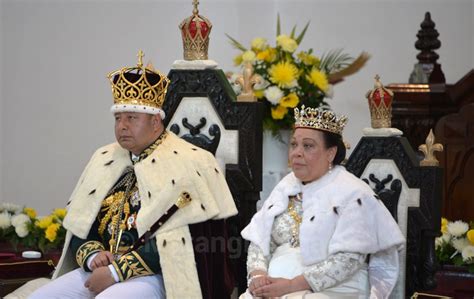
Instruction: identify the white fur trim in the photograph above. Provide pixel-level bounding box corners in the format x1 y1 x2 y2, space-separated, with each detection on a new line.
110 104 166 119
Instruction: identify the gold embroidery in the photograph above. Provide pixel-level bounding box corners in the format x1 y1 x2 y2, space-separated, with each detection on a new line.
288 194 302 247
112 251 154 281
136 131 168 163
76 241 105 268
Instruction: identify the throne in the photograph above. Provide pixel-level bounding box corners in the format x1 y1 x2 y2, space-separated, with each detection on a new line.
345 134 442 298
162 66 263 297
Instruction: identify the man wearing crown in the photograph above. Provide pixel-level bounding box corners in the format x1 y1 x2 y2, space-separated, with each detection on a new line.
29 52 237 299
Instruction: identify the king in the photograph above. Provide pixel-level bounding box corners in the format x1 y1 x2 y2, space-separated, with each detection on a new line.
28 51 237 299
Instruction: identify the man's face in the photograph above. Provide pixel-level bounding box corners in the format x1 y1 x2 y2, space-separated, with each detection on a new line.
114 112 162 155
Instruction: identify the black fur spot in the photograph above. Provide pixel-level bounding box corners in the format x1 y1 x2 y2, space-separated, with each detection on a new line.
310 216 315 221
268 204 274 210
163 240 167 247
101 151 108 155
333 207 338 215
173 151 178 154
196 171 201 176
182 237 186 244
357 198 362 205
152 158 155 163
201 204 206 211
214 168 219 174
192 148 197 151
89 189 96 195
148 191 151 198
172 179 175 185
104 160 114 166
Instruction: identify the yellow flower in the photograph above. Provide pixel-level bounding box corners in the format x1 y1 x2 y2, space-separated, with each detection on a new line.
441 217 448 234
467 229 474 245
53 208 67 220
36 215 53 229
242 50 256 63
280 93 299 108
276 35 298 53
24 207 37 219
251 37 267 51
297 51 320 66
45 223 60 242
271 105 288 120
254 89 265 99
233 54 243 66
306 69 329 92
269 61 299 88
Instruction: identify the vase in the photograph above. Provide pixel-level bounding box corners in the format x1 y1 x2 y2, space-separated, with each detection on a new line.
259 130 292 209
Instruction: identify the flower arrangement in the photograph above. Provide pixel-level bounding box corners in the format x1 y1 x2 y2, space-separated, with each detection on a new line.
226 16 369 134
435 217 474 272
0 202 67 254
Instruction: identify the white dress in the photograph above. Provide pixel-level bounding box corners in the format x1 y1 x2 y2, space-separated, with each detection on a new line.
241 166 405 299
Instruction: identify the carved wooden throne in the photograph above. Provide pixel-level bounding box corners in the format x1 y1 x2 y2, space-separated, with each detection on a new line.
345 135 442 298
163 67 263 297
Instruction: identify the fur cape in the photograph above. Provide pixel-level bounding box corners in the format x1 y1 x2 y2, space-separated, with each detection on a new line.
241 166 405 298
55 132 237 298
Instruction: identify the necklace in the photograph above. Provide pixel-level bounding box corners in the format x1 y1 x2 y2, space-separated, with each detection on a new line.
288 193 302 247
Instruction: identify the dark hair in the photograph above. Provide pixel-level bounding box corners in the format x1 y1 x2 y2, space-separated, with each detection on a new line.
321 131 346 165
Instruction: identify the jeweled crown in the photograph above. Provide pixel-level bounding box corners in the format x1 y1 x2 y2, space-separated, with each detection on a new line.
179 0 212 60
365 75 393 128
107 50 170 117
294 106 348 136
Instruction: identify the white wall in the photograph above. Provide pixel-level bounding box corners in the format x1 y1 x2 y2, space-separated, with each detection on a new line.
1 0 473 214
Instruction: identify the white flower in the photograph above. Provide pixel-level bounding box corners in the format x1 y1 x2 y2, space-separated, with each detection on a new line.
462 245 474 263
251 38 267 51
435 236 444 249
264 86 284 105
254 79 270 91
1 203 22 214
447 220 469 237
0 212 11 229
228 73 242 95
441 232 451 243
15 224 29 238
11 213 30 228
452 237 470 252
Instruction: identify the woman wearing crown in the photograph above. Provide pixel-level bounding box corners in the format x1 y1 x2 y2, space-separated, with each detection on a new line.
240 106 405 298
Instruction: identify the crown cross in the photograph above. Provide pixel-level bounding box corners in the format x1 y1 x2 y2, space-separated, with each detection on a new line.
137 50 144 68
193 0 199 15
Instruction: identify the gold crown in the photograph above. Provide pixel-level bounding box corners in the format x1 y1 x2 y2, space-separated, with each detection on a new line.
107 50 170 116
179 0 212 60
294 106 348 136
365 75 394 128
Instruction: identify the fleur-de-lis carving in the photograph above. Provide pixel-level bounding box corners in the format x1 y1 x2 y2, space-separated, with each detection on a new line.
418 129 443 166
236 62 262 102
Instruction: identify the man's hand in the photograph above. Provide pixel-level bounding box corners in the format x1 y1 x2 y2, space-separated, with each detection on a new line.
84 266 116 294
90 251 114 270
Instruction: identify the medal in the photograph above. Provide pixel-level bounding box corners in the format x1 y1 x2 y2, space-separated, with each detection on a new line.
127 215 135 230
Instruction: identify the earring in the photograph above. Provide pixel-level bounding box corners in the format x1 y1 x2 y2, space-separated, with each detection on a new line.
328 162 333 173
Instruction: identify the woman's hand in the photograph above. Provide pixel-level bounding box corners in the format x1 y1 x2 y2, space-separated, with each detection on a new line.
248 270 271 295
252 275 311 298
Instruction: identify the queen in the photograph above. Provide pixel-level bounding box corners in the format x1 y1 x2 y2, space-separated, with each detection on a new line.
240 106 405 298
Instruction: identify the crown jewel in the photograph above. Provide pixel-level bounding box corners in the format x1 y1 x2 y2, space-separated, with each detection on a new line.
294 106 348 136
179 0 212 60
365 75 393 128
107 50 170 117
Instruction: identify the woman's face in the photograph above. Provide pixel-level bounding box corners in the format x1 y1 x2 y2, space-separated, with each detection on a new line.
289 128 337 183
